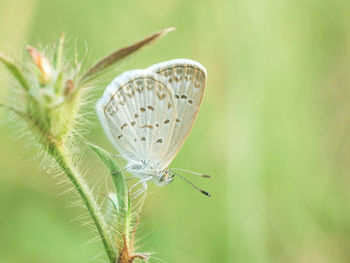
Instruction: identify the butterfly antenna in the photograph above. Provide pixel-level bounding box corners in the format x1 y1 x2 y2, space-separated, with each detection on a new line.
169 168 211 178
170 172 211 197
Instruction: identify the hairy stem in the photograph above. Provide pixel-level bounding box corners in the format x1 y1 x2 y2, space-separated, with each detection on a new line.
124 197 132 245
53 143 116 262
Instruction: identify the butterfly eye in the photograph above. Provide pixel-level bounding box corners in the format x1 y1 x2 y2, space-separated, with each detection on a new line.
159 174 166 182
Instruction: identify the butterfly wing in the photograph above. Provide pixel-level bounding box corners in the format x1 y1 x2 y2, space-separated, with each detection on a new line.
147 59 207 168
96 70 177 164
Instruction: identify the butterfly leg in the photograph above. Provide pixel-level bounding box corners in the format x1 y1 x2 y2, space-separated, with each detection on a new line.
129 177 151 199
112 165 130 177
126 175 137 181
132 181 149 199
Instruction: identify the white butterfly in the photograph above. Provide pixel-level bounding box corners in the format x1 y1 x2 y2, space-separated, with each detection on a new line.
96 59 210 196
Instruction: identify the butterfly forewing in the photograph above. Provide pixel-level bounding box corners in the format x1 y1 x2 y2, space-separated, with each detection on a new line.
96 71 177 164
148 59 207 167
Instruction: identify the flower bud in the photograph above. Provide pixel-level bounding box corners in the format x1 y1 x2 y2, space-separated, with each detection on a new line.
27 46 53 84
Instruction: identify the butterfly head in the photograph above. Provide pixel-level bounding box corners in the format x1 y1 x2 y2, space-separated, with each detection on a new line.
157 169 174 186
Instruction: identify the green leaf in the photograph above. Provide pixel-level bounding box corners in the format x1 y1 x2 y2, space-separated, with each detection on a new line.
79 27 175 85
88 144 127 215
104 193 119 224
0 52 29 91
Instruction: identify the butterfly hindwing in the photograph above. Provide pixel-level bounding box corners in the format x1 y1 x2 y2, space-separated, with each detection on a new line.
148 59 207 167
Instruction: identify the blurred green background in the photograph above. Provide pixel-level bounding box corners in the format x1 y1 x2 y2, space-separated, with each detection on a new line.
1 0 350 262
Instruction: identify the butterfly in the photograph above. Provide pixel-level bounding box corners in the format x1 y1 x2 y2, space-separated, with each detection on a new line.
96 59 210 197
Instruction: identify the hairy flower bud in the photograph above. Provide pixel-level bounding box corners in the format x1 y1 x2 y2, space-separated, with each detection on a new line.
27 46 53 84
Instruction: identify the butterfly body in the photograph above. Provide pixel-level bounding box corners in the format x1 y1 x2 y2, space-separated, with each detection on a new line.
126 160 173 186
96 59 206 192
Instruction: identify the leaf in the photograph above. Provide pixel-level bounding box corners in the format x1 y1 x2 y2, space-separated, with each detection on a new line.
88 143 127 214
104 193 119 224
0 52 30 91
79 27 175 85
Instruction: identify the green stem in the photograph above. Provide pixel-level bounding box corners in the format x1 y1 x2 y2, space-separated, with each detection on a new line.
124 196 132 245
53 144 116 262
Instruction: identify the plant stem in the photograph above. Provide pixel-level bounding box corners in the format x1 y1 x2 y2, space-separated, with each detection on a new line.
53 143 117 262
124 197 132 245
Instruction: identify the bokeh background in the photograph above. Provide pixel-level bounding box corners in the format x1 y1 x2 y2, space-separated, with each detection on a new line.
1 0 350 262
